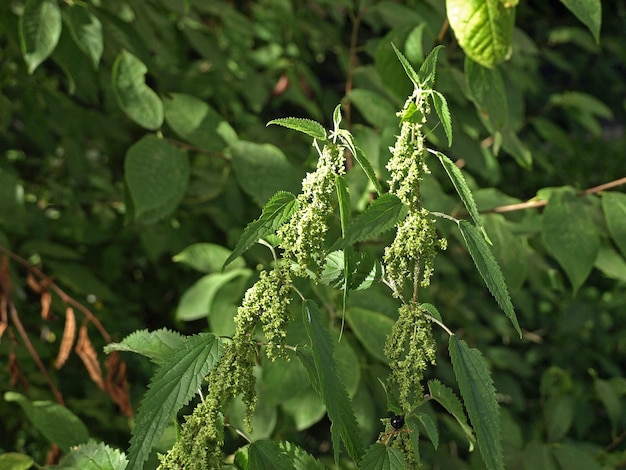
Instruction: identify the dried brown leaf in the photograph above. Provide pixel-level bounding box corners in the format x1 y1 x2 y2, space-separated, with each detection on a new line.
26 272 40 293
40 291 52 321
105 352 133 417
75 324 105 390
54 307 76 369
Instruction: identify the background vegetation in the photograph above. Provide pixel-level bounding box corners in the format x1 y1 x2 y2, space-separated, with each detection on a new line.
1 0 625 468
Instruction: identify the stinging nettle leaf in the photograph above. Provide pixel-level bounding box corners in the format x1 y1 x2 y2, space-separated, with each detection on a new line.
267 117 327 141
391 43 420 88
458 220 521 336
428 379 476 450
449 336 503 470
19 0 62 74
104 328 184 365
418 45 445 88
248 440 295 470
329 194 408 251
125 333 223 470
56 441 128 470
223 191 298 268
353 146 383 195
359 443 406 470
431 90 453 146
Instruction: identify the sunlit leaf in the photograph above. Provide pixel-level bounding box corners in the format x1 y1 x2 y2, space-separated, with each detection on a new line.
19 0 62 73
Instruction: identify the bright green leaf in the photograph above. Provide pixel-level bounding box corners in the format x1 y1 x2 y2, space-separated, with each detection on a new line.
64 5 103 69
174 243 246 273
223 191 298 268
542 192 599 292
428 379 476 449
278 441 326 470
4 392 89 452
330 194 408 251
559 0 602 43
458 220 521 336
346 308 394 363
447 0 515 67
56 442 128 470
248 440 294 470
359 443 406 470
267 117 327 141
602 192 626 259
125 135 190 224
319 251 382 291
112 50 164 130
19 0 62 74
391 43 420 89
353 146 382 195
449 335 503 470
421 303 443 322
432 90 453 146
104 328 184 365
125 334 223 470
0 453 34 470
418 45 445 88
336 175 351 238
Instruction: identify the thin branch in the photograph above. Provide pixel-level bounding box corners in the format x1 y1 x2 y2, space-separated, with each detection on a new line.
436 18 449 44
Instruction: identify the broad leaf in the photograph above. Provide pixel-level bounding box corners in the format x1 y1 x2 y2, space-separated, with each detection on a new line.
359 443 406 470
542 191 599 292
346 308 394 363
551 444 603 470
125 135 189 224
458 220 521 336
4 392 89 452
415 412 438 449
465 59 509 132
348 89 398 128
56 442 128 470
278 441 326 470
112 50 164 130
174 243 246 273
104 328 184 365
125 334 223 470
559 0 602 43
449 336 503 470
446 0 515 67
432 90 453 146
64 5 103 69
223 191 298 268
431 150 482 228
428 379 476 449
602 192 626 259
329 194 407 251
19 0 62 73
421 303 443 322
247 440 295 470
0 453 34 470
318 250 382 291
353 146 382 195
297 301 363 463
267 117 326 141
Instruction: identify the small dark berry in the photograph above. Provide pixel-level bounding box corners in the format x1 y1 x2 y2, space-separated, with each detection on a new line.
390 415 405 430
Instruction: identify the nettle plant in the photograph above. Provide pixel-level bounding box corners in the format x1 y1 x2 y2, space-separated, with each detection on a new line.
107 47 520 470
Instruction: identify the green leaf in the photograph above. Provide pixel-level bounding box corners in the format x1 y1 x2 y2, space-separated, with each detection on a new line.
231 141 304 206
559 0 602 43
0 169 26 232
432 151 481 228
125 135 190 223
542 192 600 292
551 444 603 470
318 251 382 291
415 412 439 449
332 104 343 133
19 0 62 74
593 375 622 433
55 442 128 470
446 0 515 67
465 59 509 131
247 440 294 470
278 441 326 470
125 333 223 470
353 146 383 195
431 90 453 146
64 5 103 69
544 396 573 442
602 192 626 259
501 128 532 169
4 392 89 452
104 328 184 365
449 336 503 470
223 191 298 268
428 379 476 450
359 443 406 470
421 303 443 322
112 50 164 130
523 441 558 470
346 308 394 363
175 269 250 321
297 301 363 463
458 220 521 336
0 453 34 470
267 117 327 141
330 194 408 251
482 215 528 293
336 175 351 238
418 45 445 88
348 89 398 128
164 93 231 151
391 43 420 88
174 243 246 273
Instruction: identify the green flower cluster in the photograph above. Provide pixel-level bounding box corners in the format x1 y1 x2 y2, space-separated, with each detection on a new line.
384 303 436 411
278 142 345 276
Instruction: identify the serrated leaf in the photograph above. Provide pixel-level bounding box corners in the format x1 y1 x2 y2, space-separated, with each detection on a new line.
391 43 420 88
602 192 626 259
112 50 163 130
125 333 223 470
19 0 62 74
330 194 407 251
458 220 521 336
297 301 364 463
267 117 326 141
336 175 351 238
353 146 382 195
421 303 443 322
449 336 503 470
224 191 298 268
418 45 445 88
278 441 326 470
103 328 184 365
4 392 89 452
447 0 515 67
415 412 439 449
64 5 103 69
0 452 34 470
428 379 476 449
359 443 406 470
542 191 599 293
56 442 128 470
431 151 481 228
346 308 394 363
332 104 342 132
559 0 601 43
431 91 453 146
125 135 189 224
318 251 382 291
248 440 295 470
174 243 245 273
